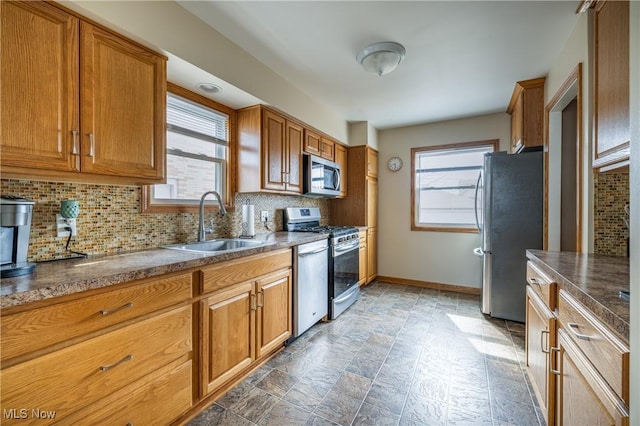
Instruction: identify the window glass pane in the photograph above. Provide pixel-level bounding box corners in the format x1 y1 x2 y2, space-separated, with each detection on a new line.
414 143 494 228
151 92 228 204
167 94 228 142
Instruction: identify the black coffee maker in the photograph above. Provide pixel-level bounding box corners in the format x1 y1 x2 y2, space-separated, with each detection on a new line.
1 196 36 278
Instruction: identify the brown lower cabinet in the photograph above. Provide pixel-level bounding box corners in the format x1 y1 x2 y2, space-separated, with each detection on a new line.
358 229 367 286
198 249 292 398
0 249 295 425
526 260 630 426
525 286 556 426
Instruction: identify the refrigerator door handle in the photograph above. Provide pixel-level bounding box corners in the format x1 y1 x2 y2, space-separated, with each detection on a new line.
474 172 482 231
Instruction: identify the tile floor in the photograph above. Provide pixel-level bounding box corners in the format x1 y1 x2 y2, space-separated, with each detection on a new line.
188 281 542 426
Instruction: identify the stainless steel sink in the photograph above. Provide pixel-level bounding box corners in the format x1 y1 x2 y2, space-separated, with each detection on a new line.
163 239 269 253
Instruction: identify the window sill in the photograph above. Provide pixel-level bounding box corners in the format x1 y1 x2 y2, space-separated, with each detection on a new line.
411 225 479 234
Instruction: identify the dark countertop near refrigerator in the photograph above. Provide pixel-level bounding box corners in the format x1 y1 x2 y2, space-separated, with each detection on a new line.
0 232 328 309
527 250 630 342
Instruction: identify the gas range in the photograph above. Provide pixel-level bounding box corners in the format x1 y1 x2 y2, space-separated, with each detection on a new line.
283 208 359 246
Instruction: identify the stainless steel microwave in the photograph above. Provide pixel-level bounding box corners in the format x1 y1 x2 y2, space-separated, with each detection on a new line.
303 154 341 198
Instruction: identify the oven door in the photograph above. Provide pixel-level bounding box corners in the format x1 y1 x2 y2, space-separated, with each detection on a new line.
331 240 359 297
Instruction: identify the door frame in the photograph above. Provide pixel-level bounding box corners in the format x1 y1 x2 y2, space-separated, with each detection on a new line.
544 63 584 252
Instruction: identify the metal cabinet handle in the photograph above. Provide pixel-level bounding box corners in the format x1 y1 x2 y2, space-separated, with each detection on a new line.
567 322 591 341
87 133 95 157
100 354 132 372
250 294 257 311
99 302 133 316
71 130 79 155
257 289 265 308
541 329 550 354
550 347 561 375
527 277 540 285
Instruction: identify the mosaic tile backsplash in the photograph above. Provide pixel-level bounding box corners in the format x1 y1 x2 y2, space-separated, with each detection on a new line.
1 179 328 262
593 172 629 257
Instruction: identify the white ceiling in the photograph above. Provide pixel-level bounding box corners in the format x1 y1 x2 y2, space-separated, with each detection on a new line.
177 1 580 129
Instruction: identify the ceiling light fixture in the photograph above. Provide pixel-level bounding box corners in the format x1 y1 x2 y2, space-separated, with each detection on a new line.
196 82 222 94
356 41 406 76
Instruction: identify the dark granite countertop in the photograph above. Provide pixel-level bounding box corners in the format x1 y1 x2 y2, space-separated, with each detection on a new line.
526 250 630 342
0 232 328 310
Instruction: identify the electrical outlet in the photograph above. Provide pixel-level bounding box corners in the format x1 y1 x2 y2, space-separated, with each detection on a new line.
56 214 77 237
260 211 269 222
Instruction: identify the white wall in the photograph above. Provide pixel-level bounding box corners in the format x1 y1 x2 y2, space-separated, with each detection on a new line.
544 12 592 252
628 1 639 422
348 121 379 149
64 1 349 143
377 113 510 288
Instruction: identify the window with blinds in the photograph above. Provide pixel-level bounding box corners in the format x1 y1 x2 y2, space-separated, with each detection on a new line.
411 140 497 232
151 92 229 204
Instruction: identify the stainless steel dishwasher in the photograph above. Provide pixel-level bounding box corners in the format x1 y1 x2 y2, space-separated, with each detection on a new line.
291 238 329 340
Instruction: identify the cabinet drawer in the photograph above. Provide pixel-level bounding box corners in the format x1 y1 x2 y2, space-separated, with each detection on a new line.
558 290 629 403
201 249 291 294
0 305 192 424
558 329 629 426
526 261 557 310
1 272 191 364
60 360 192 426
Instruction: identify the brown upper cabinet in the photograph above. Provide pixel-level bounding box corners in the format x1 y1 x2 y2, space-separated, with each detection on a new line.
334 143 348 198
593 0 630 172
507 77 545 153
237 106 303 194
319 137 335 161
0 1 167 184
303 129 335 161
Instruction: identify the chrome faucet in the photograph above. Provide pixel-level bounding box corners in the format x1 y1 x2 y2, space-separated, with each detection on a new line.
198 191 227 242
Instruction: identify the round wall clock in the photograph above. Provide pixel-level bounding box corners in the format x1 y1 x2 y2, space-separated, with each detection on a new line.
387 156 403 172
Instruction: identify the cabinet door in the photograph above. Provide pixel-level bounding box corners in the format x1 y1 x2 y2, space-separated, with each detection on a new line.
367 148 378 178
525 287 556 425
286 120 303 193
359 233 367 286
557 330 629 426
80 22 165 180
304 129 322 156
320 137 335 161
334 144 348 197
593 0 630 170
367 178 378 227
262 110 287 191
256 270 291 358
366 227 377 283
0 1 80 172
201 282 255 396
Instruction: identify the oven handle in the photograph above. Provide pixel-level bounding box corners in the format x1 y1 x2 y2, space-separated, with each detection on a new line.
334 287 357 304
334 241 359 255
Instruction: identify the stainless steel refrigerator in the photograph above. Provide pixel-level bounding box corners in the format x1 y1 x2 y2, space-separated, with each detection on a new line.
474 149 543 322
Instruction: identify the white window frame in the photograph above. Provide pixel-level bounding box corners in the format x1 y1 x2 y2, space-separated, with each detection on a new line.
411 139 498 233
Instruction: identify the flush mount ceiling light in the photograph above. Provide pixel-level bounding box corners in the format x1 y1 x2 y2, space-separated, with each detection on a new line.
196 82 222 94
356 41 406 76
